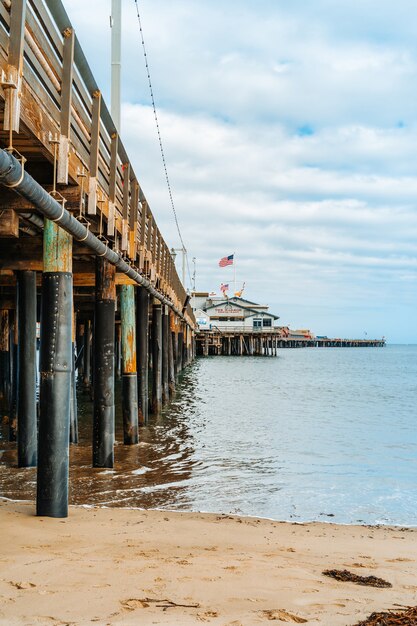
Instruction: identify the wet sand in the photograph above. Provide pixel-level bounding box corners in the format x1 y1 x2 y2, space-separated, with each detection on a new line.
1 499 416 626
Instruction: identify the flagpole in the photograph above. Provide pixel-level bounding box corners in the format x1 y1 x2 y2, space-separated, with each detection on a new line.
233 252 236 296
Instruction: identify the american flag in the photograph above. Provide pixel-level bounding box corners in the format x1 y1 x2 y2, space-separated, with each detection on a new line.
220 283 229 294
219 254 234 267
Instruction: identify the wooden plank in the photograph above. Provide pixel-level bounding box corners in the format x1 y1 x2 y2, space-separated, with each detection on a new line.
60 28 74 137
106 131 118 228
0 184 81 211
9 0 26 70
0 209 19 237
89 90 101 176
25 7 61 83
87 89 100 214
108 132 118 203
130 178 138 229
122 162 130 220
27 1 64 61
140 199 147 248
4 0 26 133
57 26 74 184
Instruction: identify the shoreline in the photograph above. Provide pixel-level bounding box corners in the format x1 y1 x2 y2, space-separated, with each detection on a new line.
1 500 417 625
3 495 417 529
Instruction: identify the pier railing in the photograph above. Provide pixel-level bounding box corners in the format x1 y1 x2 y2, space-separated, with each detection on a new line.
0 0 194 325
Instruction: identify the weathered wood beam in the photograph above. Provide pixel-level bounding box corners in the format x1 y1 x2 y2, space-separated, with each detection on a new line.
0 185 82 211
88 90 101 214
4 0 26 133
0 210 19 237
58 27 75 184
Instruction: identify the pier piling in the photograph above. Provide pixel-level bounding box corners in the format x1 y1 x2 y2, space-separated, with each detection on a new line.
93 257 116 468
37 220 73 518
17 270 37 467
120 284 138 445
151 302 162 415
137 287 150 425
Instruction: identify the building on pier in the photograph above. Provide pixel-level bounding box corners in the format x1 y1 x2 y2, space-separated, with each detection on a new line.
191 293 279 332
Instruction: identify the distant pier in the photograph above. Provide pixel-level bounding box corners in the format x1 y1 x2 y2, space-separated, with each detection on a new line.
196 330 385 356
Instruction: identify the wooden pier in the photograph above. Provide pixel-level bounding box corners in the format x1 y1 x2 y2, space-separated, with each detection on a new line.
0 0 196 517
196 329 385 356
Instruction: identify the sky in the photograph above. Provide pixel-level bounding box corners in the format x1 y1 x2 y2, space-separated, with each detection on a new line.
63 0 417 343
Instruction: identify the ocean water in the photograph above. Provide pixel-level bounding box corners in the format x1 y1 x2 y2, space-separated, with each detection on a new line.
1 344 416 526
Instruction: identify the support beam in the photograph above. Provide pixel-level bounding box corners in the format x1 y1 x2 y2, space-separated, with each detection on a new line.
93 258 116 468
151 302 162 415
88 90 101 214
5 0 26 134
136 288 149 424
120 284 138 444
58 27 75 184
17 270 37 467
37 220 72 518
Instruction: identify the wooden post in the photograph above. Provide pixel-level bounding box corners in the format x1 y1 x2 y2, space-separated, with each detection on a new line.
137 287 150 425
5 0 26 134
17 271 37 467
93 258 116 468
168 312 175 396
58 27 75 184
37 220 73 518
151 302 162 415
120 284 138 444
88 90 101 214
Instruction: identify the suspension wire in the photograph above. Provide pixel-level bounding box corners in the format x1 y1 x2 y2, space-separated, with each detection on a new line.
133 0 192 289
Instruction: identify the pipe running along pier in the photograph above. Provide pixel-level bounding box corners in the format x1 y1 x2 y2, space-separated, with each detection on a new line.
0 0 196 517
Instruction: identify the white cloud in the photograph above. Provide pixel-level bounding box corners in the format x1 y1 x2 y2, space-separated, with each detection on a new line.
64 0 417 341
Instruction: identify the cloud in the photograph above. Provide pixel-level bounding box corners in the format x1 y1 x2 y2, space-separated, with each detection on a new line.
64 0 417 341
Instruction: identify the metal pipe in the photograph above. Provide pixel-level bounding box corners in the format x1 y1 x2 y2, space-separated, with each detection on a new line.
0 149 194 329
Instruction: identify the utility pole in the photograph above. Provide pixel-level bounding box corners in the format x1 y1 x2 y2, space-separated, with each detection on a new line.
192 257 196 292
111 0 121 132
170 247 187 287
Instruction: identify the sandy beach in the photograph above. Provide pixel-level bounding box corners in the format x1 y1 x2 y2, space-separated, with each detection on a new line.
1 500 416 625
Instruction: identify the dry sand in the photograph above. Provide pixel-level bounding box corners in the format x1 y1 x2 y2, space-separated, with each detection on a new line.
1 499 416 625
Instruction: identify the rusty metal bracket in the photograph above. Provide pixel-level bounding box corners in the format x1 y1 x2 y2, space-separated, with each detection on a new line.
74 214 91 242
2 148 26 187
49 190 67 223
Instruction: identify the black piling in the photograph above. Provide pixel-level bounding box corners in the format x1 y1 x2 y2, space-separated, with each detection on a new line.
137 287 150 425
151 302 162 415
37 221 73 518
93 257 116 468
17 271 38 467
162 305 169 403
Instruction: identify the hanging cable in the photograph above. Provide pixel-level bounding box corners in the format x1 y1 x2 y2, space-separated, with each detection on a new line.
132 0 192 288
